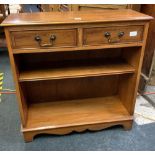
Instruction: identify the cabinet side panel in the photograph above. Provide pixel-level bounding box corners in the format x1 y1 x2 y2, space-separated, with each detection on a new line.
4 27 28 126
118 22 150 114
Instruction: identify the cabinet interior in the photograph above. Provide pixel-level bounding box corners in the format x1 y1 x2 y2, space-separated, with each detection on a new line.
14 47 140 111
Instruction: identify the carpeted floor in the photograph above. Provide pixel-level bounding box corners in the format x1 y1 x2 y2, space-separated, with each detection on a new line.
0 50 155 151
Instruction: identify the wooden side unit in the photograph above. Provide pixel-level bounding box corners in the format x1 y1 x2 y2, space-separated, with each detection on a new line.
1 10 152 142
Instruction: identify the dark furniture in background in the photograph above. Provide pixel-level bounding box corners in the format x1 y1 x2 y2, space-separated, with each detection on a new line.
0 4 9 48
139 5 155 92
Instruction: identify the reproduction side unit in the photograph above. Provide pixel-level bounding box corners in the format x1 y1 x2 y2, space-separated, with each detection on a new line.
1 10 152 142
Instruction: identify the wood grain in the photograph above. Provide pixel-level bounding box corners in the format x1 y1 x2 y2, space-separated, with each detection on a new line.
22 96 133 142
22 120 133 142
1 10 152 26
4 28 28 126
19 60 135 81
11 28 77 49
12 42 143 54
24 96 132 130
83 25 144 45
21 76 119 103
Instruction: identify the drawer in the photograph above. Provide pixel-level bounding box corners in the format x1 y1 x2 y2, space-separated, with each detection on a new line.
83 25 144 45
11 29 77 49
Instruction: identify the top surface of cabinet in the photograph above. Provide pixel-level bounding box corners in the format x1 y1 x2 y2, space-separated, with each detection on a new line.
1 9 153 26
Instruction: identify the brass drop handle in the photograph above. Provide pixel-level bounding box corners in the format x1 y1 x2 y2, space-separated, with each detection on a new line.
50 34 56 41
104 32 111 38
118 32 125 38
104 32 112 43
35 34 56 47
104 32 116 43
35 35 41 42
104 31 125 43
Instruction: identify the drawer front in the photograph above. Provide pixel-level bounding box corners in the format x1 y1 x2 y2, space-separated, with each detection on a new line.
11 29 77 49
83 25 144 45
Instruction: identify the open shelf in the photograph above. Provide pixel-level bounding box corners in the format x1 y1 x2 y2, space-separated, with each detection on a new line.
23 96 132 131
19 59 135 81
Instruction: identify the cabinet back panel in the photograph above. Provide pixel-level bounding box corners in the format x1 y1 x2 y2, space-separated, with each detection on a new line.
15 49 121 70
21 75 119 104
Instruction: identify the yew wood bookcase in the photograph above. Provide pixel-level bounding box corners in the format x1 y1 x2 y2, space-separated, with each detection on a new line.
1 10 152 142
